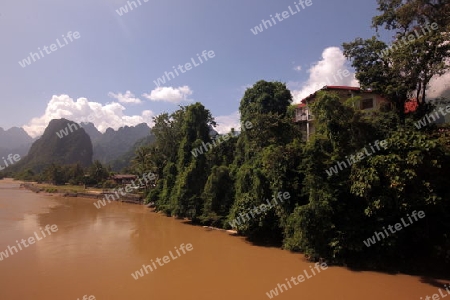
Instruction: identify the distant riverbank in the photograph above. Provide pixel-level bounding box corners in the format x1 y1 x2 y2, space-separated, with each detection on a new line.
19 181 144 205
18 178 237 234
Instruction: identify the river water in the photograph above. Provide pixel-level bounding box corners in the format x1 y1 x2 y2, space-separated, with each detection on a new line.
0 179 445 300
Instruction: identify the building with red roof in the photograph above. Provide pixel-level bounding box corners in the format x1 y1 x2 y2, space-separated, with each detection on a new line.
294 86 390 140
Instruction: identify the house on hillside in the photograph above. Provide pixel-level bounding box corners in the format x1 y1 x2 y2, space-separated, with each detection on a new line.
294 86 390 140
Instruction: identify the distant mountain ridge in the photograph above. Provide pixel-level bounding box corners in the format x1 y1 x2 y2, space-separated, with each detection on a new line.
0 120 153 172
0 127 33 148
87 122 152 165
0 126 34 160
7 118 93 173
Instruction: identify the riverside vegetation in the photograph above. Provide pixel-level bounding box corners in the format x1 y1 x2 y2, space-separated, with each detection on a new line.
2 0 450 273
143 81 450 273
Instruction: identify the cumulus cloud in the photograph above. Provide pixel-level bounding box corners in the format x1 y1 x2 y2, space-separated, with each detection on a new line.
427 70 450 99
293 65 302 72
108 90 142 104
142 86 193 104
23 95 154 138
291 47 359 103
214 111 242 134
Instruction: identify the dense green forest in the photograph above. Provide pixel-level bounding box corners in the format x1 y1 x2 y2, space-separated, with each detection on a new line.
142 81 450 271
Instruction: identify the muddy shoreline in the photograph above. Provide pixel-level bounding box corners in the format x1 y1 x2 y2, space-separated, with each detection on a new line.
20 182 144 205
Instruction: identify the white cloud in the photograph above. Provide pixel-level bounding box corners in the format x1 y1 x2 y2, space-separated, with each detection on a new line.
294 65 302 72
108 90 142 104
427 69 450 99
142 86 193 104
291 47 359 103
23 95 154 138
214 111 241 134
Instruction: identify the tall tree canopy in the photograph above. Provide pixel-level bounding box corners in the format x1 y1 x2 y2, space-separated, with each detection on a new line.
343 0 450 119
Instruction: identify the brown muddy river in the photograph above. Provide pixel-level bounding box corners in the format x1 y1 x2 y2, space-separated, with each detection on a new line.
0 179 446 299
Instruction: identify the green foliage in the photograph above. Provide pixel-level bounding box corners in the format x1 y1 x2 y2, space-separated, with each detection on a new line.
102 180 118 189
200 166 234 227
172 103 214 219
229 81 301 244
130 78 449 271
87 160 110 185
344 0 450 117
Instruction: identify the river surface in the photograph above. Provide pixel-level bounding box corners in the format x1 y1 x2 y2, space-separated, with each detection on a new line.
0 179 446 300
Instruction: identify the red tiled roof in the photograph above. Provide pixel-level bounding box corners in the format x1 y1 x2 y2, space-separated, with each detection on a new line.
324 86 361 91
297 85 419 114
301 86 366 103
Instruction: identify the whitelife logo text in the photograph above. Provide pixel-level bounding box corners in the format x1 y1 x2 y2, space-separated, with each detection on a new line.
250 0 313 35
228 192 290 229
326 139 388 177
0 225 58 262
131 243 193 280
0 153 21 170
377 22 438 58
265 262 328 299
191 121 253 158
93 172 157 209
115 0 149 16
18 31 81 68
363 211 425 247
153 50 215 88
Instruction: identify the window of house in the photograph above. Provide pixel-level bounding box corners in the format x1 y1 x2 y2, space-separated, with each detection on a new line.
361 98 374 110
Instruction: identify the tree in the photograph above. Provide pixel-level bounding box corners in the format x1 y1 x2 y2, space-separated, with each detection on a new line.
67 163 85 185
372 0 450 107
283 92 373 262
132 146 154 175
343 0 450 119
88 160 109 185
343 37 413 120
150 109 186 210
171 103 215 219
201 165 235 227
43 163 65 185
230 80 300 243
349 127 450 264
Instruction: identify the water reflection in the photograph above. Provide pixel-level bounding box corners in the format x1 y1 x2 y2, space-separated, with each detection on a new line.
0 179 446 300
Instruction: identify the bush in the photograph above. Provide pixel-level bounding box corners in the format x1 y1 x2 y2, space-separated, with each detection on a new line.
102 180 118 189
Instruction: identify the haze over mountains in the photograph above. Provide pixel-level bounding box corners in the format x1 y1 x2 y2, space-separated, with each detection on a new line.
0 119 153 172
0 127 34 160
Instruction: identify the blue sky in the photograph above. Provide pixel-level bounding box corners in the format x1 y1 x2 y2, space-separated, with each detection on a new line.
1 0 391 137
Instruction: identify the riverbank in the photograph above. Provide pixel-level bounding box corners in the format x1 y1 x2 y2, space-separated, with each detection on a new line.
20 181 144 205
19 179 238 234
